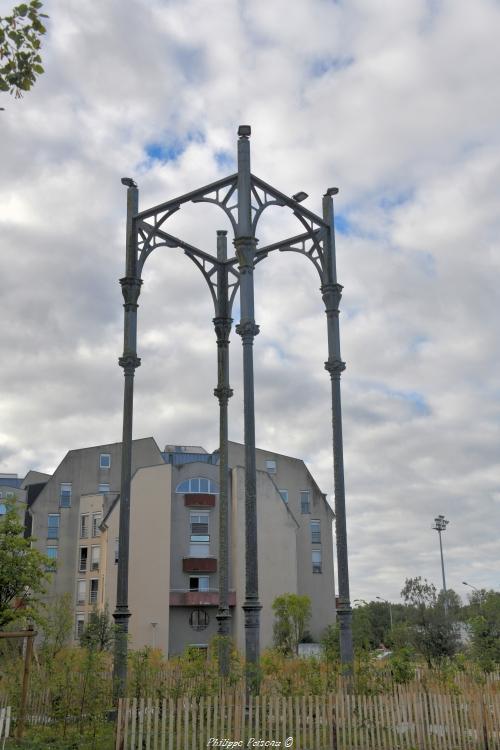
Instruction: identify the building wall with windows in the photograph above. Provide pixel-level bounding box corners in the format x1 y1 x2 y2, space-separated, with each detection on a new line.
29 438 165 613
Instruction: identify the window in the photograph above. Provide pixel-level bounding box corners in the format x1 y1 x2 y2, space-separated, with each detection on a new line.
79 547 88 573
76 614 85 639
77 580 86 606
190 512 209 542
91 545 100 571
300 491 311 514
114 538 119 564
175 477 219 494
6 491 13 499
279 489 288 503
47 514 60 539
265 459 277 474
46 546 58 570
312 550 322 573
0 503 6 515
60 483 72 508
80 514 89 539
189 609 209 631
100 453 111 469
189 576 210 592
92 513 101 537
98 483 110 494
310 520 321 544
189 542 209 557
89 579 99 605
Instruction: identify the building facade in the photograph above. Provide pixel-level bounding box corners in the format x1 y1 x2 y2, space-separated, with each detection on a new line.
27 439 336 655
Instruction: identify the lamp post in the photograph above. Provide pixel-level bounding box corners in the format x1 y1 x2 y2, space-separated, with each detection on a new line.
432 514 449 615
376 596 393 630
112 126 354 695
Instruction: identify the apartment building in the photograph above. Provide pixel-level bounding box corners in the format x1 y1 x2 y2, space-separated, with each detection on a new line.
28 439 336 655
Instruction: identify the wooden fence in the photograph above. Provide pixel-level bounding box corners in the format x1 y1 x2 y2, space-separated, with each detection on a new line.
115 687 500 750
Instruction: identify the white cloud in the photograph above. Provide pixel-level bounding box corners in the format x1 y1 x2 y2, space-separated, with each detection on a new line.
1 0 499 604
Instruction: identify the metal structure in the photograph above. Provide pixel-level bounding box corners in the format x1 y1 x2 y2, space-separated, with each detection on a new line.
112 125 353 695
432 514 449 615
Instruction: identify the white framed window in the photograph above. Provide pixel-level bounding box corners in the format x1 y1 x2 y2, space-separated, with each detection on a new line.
47 514 60 539
114 537 119 564
77 580 86 606
190 512 209 542
80 514 89 539
300 491 311 514
98 483 110 494
79 547 88 573
312 550 322 574
60 483 72 508
189 542 209 557
175 477 219 494
89 579 99 605
310 519 321 544
189 576 210 592
279 489 288 503
91 545 100 571
92 513 101 537
46 546 58 570
76 614 85 639
265 459 277 474
100 453 111 469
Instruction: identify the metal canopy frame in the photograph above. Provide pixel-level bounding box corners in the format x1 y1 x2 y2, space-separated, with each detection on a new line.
112 126 353 697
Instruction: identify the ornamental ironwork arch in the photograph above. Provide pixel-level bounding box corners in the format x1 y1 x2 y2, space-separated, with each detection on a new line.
112 126 352 697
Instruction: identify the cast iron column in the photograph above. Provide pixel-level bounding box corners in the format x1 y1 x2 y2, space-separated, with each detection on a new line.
113 178 142 699
234 126 261 687
214 230 233 676
321 189 353 668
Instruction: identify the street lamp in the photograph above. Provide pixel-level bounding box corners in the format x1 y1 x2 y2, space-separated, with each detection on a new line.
376 596 393 630
432 514 449 615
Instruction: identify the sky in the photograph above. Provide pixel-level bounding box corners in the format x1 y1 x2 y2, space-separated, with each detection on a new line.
1 0 499 605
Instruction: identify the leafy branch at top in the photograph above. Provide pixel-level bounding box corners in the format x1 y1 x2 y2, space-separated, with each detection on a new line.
0 1 48 98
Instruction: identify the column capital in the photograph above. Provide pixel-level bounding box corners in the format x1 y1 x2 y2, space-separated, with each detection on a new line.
120 276 143 308
214 385 234 402
213 316 233 343
119 354 141 374
321 282 343 313
325 357 346 378
236 321 260 340
234 236 258 270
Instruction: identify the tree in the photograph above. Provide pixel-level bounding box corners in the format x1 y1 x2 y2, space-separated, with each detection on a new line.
400 577 460 667
272 593 311 656
0 502 50 627
40 592 73 660
469 590 500 670
80 604 115 652
0 1 48 99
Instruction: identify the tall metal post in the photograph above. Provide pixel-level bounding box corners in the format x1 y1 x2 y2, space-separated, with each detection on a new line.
113 178 142 699
234 125 261 687
214 230 233 676
433 514 449 615
321 189 353 668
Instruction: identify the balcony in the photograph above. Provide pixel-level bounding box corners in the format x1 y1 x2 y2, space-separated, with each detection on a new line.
170 590 236 607
184 493 216 508
182 557 217 573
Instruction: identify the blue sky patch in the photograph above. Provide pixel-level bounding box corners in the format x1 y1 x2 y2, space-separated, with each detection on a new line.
214 150 235 171
310 56 354 78
143 130 205 166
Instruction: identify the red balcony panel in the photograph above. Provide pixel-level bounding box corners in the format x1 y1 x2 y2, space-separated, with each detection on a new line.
184 493 216 508
182 557 217 573
170 591 237 607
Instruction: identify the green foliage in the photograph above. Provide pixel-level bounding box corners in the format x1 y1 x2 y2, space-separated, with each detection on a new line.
0 1 48 98
80 604 116 652
469 590 500 670
272 593 311 656
389 647 416 684
39 592 73 660
0 502 50 627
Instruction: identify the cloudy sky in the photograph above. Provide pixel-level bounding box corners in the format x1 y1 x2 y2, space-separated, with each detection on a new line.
1 0 499 604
